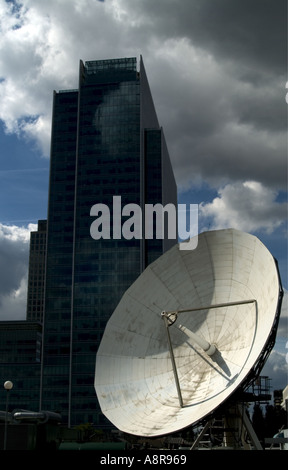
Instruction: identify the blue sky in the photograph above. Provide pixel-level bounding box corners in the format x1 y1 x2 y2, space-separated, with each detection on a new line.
0 0 287 390
0 126 49 225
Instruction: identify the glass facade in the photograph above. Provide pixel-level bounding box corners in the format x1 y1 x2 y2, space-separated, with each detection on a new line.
26 220 47 322
144 129 164 266
41 89 78 421
40 57 177 427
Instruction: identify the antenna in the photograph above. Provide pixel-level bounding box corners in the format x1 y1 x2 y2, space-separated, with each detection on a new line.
95 229 283 438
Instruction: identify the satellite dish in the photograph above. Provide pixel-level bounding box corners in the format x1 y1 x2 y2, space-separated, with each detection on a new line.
95 229 283 437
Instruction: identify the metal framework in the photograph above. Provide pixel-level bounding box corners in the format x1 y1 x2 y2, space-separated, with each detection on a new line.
161 299 257 408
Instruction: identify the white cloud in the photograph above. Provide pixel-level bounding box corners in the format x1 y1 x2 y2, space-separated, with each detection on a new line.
0 222 36 320
0 0 285 193
277 288 288 338
0 222 37 242
0 0 115 155
262 348 288 390
254 289 287 390
0 276 28 321
199 181 288 234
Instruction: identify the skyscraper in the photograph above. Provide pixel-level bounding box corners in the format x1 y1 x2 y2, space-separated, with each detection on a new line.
26 220 47 322
40 57 177 427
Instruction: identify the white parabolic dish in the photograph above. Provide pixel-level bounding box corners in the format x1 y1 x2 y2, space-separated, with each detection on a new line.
95 229 282 437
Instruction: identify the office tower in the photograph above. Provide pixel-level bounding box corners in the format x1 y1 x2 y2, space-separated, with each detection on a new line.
26 220 47 322
40 57 177 427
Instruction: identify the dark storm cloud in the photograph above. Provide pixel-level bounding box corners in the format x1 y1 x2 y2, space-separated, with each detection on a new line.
1 0 285 191
136 0 286 78
126 0 286 190
150 52 286 190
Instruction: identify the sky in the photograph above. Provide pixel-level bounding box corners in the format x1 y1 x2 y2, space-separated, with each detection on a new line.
0 0 287 391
